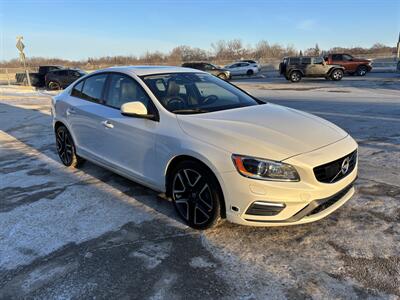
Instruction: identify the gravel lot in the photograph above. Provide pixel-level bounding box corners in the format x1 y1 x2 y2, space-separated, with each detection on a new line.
1 73 399 299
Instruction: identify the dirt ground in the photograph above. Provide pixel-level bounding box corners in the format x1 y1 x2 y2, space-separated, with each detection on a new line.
0 73 399 299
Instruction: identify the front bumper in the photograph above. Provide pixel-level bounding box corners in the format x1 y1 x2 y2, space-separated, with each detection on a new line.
220 135 358 226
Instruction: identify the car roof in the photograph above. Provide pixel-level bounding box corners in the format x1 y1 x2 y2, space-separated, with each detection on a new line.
92 65 204 76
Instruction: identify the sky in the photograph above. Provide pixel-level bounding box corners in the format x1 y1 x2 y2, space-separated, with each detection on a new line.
1 0 399 61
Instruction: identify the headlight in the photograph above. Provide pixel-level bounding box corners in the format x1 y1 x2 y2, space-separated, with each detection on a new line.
232 154 300 182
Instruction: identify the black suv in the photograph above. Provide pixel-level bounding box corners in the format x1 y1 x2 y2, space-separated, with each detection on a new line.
45 69 86 90
279 56 344 82
181 62 231 80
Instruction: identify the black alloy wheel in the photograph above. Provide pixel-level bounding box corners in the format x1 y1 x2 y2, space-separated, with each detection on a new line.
56 125 83 167
171 161 222 229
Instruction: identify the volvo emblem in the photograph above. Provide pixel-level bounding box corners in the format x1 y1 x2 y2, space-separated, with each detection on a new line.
341 157 350 174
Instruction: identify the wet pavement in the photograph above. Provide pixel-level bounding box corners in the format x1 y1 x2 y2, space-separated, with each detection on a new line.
1 74 399 299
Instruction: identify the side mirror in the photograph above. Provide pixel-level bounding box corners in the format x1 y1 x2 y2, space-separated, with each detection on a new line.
121 101 157 120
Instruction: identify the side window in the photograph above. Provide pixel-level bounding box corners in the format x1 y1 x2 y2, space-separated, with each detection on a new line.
71 80 84 98
81 74 107 103
105 74 151 109
313 57 323 64
332 54 342 61
289 58 300 64
343 54 352 61
301 57 311 65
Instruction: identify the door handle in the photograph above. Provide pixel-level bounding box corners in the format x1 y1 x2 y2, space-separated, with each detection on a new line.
66 108 76 116
101 120 114 129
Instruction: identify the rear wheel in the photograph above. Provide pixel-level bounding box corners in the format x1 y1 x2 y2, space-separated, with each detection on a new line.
331 69 344 81
246 69 254 76
356 65 368 76
170 161 222 230
217 73 228 80
290 71 302 82
48 81 61 90
55 125 84 168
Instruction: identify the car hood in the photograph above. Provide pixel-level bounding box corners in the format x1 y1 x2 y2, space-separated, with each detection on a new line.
177 103 348 161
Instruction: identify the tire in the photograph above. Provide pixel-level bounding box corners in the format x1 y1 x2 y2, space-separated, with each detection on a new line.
169 160 222 230
48 81 61 90
289 71 302 82
246 69 254 76
330 69 344 81
356 65 368 76
55 125 84 168
217 73 228 81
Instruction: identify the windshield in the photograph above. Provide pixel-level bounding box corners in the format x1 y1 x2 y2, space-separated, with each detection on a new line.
141 72 260 114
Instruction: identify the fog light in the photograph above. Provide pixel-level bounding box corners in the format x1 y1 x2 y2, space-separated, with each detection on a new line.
246 201 286 216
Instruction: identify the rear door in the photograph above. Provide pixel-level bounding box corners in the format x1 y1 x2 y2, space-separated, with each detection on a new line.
67 73 109 158
307 57 326 76
228 63 241 75
341 54 356 72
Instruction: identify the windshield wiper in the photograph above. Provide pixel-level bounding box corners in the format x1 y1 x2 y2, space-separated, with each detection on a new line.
171 108 209 114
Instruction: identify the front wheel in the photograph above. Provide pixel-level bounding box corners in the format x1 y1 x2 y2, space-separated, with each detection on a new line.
356 65 368 76
170 161 222 230
55 125 84 168
331 69 344 81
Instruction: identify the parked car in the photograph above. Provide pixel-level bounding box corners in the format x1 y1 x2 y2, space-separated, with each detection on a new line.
280 56 345 82
52 66 358 229
324 53 372 76
224 62 259 76
16 65 63 87
181 62 231 80
238 59 261 71
45 68 86 90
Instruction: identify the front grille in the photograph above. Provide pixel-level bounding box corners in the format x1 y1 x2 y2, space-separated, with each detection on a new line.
313 150 357 183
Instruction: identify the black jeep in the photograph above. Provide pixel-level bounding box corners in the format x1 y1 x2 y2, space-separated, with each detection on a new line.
279 56 344 82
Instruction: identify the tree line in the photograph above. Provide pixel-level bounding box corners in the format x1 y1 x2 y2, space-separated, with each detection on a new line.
0 40 396 69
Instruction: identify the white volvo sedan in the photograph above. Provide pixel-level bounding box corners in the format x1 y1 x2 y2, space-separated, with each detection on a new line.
52 66 358 229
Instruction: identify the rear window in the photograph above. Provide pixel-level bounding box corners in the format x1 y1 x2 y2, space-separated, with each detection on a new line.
332 54 342 61
80 74 107 103
71 80 84 98
313 57 324 64
289 57 300 64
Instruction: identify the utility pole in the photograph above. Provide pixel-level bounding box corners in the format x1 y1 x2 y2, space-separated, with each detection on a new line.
397 32 400 59
16 36 31 86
